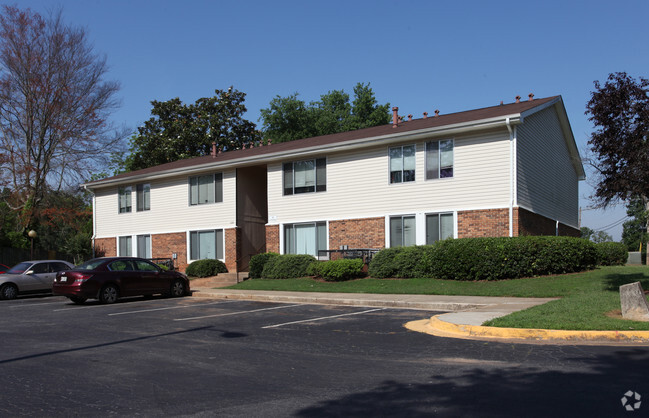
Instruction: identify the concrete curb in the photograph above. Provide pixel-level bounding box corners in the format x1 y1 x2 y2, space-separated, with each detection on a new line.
192 289 483 311
406 314 649 345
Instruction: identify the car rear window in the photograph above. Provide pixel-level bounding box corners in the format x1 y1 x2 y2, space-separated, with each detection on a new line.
7 262 32 274
76 259 106 271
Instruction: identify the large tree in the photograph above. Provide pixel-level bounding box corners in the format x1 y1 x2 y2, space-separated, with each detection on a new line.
0 6 122 230
586 72 649 249
259 82 390 143
622 197 648 251
126 87 261 171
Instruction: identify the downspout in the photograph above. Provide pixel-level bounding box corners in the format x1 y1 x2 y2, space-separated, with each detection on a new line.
506 118 515 237
84 185 97 258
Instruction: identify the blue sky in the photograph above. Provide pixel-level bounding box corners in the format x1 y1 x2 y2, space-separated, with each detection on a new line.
16 0 649 240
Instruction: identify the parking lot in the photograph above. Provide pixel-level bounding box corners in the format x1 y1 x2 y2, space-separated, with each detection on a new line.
2 294 649 416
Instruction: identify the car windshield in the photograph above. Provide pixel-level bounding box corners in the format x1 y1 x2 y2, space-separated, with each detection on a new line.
75 259 106 271
7 262 33 274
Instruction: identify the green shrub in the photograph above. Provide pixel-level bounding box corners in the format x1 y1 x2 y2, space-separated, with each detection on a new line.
261 254 317 279
310 259 365 282
249 252 279 279
596 242 628 266
368 236 599 280
185 259 228 278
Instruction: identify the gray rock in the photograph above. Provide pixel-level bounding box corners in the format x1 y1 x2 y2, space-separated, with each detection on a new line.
620 282 649 321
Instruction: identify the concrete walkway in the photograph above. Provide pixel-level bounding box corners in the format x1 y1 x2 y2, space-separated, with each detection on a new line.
192 287 649 345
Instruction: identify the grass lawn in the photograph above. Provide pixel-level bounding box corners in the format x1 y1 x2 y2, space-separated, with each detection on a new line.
227 265 649 331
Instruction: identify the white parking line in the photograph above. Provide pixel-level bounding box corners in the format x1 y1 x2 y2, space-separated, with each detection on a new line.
174 304 303 321
108 300 236 316
8 301 64 308
262 308 385 329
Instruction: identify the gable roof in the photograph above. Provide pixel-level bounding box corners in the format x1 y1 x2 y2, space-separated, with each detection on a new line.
85 95 584 188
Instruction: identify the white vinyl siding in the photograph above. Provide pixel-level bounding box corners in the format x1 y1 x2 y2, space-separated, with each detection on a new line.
94 170 236 239
517 107 579 227
267 129 510 225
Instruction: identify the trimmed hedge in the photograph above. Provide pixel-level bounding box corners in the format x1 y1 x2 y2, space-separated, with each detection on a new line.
249 252 279 279
185 259 228 278
596 242 628 266
261 254 317 279
309 258 365 282
368 236 599 281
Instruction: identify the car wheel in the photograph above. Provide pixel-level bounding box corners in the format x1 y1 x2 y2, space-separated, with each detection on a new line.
99 284 119 304
69 296 87 305
0 283 18 300
170 279 186 297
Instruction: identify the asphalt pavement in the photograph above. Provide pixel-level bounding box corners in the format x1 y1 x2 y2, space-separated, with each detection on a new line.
192 287 649 345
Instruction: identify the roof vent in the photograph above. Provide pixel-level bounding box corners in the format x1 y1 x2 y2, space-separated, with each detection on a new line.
434 109 440 117
392 107 399 128
528 93 534 101
407 114 413 122
423 112 428 119
211 142 217 158
515 95 521 103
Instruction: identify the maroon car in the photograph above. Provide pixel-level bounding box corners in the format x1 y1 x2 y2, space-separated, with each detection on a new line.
53 257 190 304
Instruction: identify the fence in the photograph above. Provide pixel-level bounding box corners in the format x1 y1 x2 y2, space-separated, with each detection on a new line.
0 246 76 267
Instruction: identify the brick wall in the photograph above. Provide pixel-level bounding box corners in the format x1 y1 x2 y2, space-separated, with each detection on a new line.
152 232 187 271
266 225 280 253
94 237 115 257
224 227 240 272
457 209 510 238
329 217 385 249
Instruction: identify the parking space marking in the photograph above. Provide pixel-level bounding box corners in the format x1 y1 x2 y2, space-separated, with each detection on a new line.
174 304 303 321
108 300 236 316
52 298 175 312
262 308 385 329
8 301 65 308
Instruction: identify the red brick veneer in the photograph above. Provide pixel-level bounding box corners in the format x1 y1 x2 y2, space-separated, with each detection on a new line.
329 217 385 249
265 225 280 253
152 232 187 271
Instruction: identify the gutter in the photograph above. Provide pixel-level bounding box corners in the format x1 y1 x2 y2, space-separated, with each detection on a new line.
84 114 524 190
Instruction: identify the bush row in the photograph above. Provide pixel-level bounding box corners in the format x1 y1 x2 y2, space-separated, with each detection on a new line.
246 237 629 282
185 259 228 278
249 253 366 281
368 236 600 280
308 258 365 281
595 241 627 266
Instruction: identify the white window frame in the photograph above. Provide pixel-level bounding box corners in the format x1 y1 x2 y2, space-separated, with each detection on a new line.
282 221 328 259
189 173 223 206
136 234 152 258
425 212 454 244
188 229 225 262
389 144 416 184
425 139 454 180
283 157 327 195
388 215 416 247
136 183 151 212
118 236 132 256
118 186 132 214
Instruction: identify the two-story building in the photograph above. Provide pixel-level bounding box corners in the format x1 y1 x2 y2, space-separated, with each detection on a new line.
84 95 584 273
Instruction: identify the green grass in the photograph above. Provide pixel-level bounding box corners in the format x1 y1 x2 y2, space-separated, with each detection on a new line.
228 266 649 331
